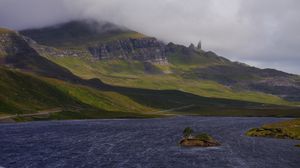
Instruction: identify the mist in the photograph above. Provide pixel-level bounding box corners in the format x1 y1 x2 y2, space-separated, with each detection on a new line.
1 0 300 74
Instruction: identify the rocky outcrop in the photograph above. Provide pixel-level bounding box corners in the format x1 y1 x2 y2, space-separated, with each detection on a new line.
180 138 220 147
29 36 169 65
88 38 168 65
0 30 40 67
180 128 220 147
0 30 23 57
33 45 90 58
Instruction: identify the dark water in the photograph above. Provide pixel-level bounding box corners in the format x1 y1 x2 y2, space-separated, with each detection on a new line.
0 117 299 168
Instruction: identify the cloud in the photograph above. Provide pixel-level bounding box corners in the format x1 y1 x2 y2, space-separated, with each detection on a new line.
0 0 300 74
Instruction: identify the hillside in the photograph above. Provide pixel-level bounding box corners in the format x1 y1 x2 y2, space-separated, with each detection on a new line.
21 20 300 104
0 27 87 82
2 66 300 121
0 67 163 121
1 22 300 121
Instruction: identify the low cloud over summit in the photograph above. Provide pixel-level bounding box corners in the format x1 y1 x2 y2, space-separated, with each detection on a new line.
1 0 300 74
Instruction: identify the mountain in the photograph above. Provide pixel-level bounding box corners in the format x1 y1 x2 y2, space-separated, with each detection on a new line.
20 20 300 102
0 28 159 119
0 27 88 82
21 20 168 65
1 20 300 121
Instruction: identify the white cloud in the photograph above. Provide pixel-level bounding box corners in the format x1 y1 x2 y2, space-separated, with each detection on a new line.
0 0 299 74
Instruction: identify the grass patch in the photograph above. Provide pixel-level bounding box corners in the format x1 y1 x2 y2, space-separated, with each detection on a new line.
0 28 14 34
246 119 300 141
44 77 156 113
195 133 213 141
0 67 85 115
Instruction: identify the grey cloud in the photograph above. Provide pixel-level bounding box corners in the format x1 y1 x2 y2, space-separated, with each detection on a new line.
0 0 299 74
0 0 78 29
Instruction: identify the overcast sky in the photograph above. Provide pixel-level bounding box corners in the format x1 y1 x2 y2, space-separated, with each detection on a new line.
1 0 300 74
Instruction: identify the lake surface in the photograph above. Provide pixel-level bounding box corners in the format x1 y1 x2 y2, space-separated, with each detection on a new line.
0 117 299 168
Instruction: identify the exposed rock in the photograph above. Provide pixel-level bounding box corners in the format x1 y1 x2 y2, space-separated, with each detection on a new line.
19 20 170 64
197 41 202 50
0 30 39 65
29 36 169 65
180 138 220 147
88 37 168 65
189 43 196 50
188 41 202 51
143 62 163 74
33 45 89 58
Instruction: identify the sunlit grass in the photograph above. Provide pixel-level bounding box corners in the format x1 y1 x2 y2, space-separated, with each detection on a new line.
45 56 294 106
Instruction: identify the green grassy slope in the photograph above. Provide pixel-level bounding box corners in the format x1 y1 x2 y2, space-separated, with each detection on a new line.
44 55 294 106
0 67 160 120
166 47 300 102
0 67 87 115
44 78 156 113
1 65 300 122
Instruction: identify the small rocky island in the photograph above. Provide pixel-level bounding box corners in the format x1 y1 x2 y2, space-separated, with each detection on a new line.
179 127 220 147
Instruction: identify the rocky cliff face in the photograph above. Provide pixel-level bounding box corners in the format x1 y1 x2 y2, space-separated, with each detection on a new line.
88 37 168 64
30 37 169 65
20 20 169 65
32 44 90 58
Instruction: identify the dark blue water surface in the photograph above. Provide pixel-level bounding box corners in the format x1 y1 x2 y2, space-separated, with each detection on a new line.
0 117 299 168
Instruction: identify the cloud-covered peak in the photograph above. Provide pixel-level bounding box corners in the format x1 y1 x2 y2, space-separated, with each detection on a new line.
0 0 300 74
